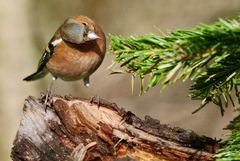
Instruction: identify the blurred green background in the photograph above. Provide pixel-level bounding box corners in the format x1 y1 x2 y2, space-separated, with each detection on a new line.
1 0 240 160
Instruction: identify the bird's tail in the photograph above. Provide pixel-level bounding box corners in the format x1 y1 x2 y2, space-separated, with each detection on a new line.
23 70 48 81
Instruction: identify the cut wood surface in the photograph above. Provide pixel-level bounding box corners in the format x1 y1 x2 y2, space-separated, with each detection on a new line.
11 95 219 161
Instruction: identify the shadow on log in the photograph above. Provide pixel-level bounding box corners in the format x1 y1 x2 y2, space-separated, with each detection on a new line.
11 95 219 161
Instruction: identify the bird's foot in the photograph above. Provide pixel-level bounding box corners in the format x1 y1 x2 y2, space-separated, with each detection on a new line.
40 91 53 112
90 94 100 108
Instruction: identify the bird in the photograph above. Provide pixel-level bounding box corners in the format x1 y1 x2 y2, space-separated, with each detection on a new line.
23 15 106 104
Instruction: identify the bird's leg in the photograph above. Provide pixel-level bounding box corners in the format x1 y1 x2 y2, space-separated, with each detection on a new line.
44 76 57 111
83 77 100 107
90 94 100 107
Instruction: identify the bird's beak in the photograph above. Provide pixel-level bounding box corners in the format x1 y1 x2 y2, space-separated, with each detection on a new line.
87 31 100 40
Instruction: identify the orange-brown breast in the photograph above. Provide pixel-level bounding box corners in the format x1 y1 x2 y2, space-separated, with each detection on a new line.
46 23 106 81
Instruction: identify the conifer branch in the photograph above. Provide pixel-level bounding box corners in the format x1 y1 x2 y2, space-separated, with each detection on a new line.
109 17 240 114
215 110 240 160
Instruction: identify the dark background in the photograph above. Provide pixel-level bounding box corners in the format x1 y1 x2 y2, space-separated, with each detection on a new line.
0 0 239 160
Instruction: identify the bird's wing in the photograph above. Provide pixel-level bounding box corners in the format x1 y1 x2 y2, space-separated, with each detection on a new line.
37 35 62 72
23 34 62 81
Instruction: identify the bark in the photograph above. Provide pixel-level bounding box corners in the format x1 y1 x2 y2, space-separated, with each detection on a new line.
11 95 218 161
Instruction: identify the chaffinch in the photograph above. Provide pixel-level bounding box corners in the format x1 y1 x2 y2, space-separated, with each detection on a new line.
24 15 106 90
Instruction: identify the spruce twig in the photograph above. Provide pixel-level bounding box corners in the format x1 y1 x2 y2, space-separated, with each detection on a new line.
109 17 240 114
215 109 240 160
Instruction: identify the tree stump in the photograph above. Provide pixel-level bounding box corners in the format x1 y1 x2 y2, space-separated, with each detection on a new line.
11 95 218 161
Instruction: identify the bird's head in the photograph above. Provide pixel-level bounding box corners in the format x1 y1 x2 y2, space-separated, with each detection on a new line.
60 16 100 44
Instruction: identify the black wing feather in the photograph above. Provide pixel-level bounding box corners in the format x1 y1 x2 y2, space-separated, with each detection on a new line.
23 38 58 81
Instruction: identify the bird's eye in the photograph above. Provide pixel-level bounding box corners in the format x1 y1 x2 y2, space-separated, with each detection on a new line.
83 32 88 37
82 23 88 35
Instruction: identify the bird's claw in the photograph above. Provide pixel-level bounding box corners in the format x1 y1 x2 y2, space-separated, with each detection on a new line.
40 91 53 112
90 95 100 108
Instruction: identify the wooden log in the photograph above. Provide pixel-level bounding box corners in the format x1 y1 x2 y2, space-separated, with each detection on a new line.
11 95 218 161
